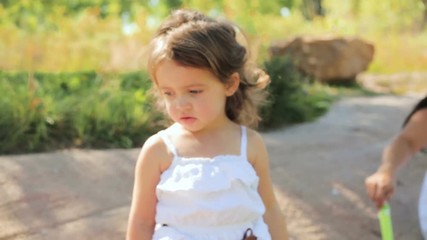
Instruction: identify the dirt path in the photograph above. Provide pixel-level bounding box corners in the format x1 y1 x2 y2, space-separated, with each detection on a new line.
264 94 425 240
0 94 425 240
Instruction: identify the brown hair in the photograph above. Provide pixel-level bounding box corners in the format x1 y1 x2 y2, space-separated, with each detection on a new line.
147 9 269 127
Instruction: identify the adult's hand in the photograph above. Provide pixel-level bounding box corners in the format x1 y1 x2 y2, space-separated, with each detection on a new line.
365 170 395 209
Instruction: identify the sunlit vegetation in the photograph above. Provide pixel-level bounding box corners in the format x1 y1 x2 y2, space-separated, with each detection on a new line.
0 0 426 72
0 0 425 154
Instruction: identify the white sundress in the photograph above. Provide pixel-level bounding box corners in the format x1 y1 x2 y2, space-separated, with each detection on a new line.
153 126 272 240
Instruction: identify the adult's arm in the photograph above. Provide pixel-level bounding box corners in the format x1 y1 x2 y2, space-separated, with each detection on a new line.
365 109 427 209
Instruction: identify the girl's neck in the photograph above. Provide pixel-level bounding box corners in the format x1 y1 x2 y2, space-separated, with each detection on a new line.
173 120 237 137
168 121 241 158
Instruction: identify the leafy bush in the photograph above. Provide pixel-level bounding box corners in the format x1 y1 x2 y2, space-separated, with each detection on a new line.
260 56 335 129
0 71 162 154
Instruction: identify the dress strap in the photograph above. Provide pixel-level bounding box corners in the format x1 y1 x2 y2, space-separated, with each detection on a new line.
157 130 178 157
240 126 247 159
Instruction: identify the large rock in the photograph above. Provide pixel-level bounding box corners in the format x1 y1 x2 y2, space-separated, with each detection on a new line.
270 36 375 83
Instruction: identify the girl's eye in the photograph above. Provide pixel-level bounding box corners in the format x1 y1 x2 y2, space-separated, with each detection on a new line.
189 90 203 94
163 91 173 96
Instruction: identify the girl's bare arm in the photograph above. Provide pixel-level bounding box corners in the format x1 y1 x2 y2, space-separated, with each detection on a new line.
250 130 289 240
126 135 165 240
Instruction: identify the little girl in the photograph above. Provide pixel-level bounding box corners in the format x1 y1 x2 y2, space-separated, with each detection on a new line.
126 9 288 240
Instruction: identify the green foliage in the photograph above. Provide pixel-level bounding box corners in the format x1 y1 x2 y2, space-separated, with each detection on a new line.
0 72 47 152
0 64 374 154
0 71 162 154
260 56 335 129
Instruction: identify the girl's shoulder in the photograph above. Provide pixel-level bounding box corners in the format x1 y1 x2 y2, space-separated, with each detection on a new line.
245 128 267 165
142 124 180 155
137 131 174 172
246 127 265 146
141 133 166 154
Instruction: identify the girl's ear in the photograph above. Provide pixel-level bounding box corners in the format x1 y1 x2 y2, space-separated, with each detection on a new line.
225 72 240 96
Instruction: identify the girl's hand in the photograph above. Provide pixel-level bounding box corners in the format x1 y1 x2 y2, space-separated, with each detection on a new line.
365 171 395 210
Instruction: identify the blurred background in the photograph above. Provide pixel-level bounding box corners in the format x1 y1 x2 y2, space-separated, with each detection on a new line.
1 2 427 239
1 0 426 154
1 0 426 72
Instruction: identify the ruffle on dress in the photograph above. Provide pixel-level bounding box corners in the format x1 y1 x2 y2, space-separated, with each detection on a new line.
156 155 265 224
156 155 259 193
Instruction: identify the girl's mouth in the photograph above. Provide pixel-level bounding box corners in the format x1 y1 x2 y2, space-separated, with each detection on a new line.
180 116 196 124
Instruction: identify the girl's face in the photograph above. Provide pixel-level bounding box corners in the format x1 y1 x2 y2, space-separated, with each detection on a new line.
155 59 236 132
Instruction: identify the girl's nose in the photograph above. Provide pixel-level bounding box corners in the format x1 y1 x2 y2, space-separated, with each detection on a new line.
175 96 191 110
